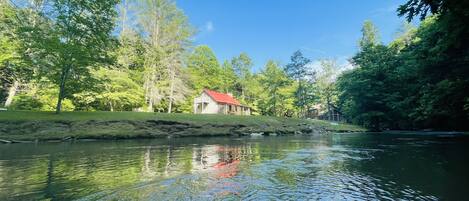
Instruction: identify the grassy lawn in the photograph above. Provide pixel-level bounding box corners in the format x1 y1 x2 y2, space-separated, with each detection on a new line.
0 110 303 124
0 111 365 141
0 110 364 129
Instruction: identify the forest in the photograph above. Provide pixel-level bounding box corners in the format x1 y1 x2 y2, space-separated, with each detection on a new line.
0 0 468 131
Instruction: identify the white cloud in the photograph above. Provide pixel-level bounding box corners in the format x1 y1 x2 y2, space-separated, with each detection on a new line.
337 56 355 71
305 56 356 81
205 21 214 32
306 60 323 72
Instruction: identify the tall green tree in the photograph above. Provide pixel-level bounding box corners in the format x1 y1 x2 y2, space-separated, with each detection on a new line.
337 45 400 130
285 50 315 117
359 20 380 49
315 59 340 119
93 68 144 111
0 1 37 107
258 60 292 116
231 53 254 103
187 45 223 92
21 0 119 113
220 60 237 93
397 0 469 129
138 0 193 113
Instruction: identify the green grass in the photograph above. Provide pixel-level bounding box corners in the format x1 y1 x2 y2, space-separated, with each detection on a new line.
0 110 364 129
0 111 366 142
0 111 302 125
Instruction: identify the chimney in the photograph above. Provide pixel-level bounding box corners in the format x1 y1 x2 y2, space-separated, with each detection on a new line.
227 92 233 97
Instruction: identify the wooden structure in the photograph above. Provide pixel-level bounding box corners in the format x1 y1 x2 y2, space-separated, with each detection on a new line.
319 103 345 122
193 89 251 115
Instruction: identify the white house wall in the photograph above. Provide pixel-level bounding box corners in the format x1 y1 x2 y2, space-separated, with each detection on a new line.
194 92 221 114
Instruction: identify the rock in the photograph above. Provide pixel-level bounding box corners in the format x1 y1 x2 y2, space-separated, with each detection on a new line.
250 132 263 136
0 139 12 143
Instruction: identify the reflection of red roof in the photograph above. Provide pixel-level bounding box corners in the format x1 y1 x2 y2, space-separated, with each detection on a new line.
213 160 240 178
204 89 241 106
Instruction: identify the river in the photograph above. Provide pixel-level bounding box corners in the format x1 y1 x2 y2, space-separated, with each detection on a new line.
0 133 468 200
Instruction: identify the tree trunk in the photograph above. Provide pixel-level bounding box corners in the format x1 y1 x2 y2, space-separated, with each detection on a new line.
148 97 153 112
326 97 331 121
167 68 175 113
4 81 19 107
55 68 69 114
55 88 64 114
109 101 114 112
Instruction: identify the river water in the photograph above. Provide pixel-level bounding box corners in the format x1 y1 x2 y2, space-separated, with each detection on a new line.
0 133 468 200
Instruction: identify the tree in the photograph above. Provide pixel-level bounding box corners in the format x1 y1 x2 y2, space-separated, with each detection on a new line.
359 20 380 49
338 45 400 130
137 0 193 113
336 20 402 130
0 1 34 107
20 0 119 113
397 0 469 129
93 68 144 111
285 50 315 117
315 59 340 120
258 60 291 116
187 45 223 92
220 60 237 93
390 22 416 50
231 53 253 103
397 0 469 22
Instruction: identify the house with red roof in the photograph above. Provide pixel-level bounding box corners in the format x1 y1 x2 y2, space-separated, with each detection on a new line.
194 89 251 115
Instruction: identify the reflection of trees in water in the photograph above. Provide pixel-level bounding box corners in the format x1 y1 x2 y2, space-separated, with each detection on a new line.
336 134 469 200
44 155 55 200
0 157 50 200
142 147 155 178
0 136 356 200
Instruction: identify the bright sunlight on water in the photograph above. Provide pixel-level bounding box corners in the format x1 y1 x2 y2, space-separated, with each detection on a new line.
1 133 468 200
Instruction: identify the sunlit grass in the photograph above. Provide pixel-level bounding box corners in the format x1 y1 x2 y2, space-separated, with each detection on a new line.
0 111 366 141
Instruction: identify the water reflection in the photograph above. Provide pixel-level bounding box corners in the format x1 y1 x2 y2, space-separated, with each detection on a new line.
0 134 468 200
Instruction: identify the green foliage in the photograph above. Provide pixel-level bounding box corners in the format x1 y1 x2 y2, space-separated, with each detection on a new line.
19 0 119 113
9 94 42 111
229 53 256 105
3 0 466 131
0 2 33 103
138 0 194 113
187 45 223 92
258 60 296 116
337 43 403 130
337 1 469 130
285 50 317 116
315 59 340 113
9 86 75 111
116 30 145 71
359 20 381 49
95 68 145 111
220 60 237 93
397 0 469 22
285 50 311 81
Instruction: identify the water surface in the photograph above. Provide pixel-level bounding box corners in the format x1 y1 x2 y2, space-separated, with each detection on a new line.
1 133 468 200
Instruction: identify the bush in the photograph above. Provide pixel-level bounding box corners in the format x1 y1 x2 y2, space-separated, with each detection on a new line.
9 93 75 111
9 94 43 110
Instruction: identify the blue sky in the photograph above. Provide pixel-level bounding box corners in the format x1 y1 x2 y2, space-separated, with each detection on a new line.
177 0 409 71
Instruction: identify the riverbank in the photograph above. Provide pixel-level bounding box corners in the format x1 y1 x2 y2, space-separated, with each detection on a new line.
0 111 365 142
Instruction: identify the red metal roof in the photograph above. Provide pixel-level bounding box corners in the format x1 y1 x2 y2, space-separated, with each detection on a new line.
204 89 241 106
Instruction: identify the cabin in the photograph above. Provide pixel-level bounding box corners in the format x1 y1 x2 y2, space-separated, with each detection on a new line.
194 89 251 115
318 103 346 122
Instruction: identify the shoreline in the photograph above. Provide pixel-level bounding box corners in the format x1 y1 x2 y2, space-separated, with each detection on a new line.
0 111 365 143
